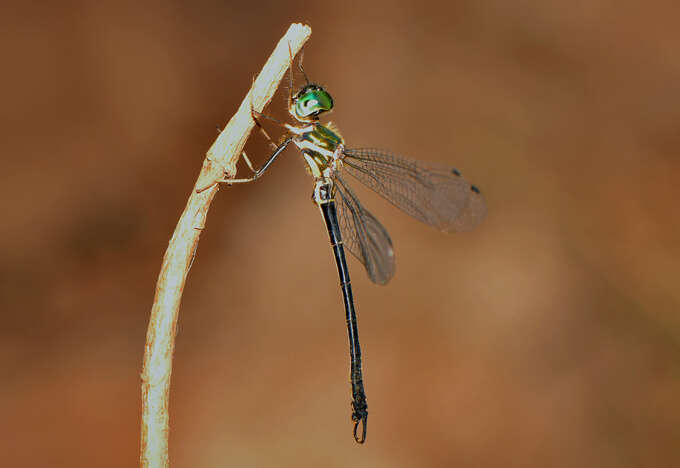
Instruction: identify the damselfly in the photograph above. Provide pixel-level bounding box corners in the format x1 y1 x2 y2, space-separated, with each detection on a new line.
222 50 486 443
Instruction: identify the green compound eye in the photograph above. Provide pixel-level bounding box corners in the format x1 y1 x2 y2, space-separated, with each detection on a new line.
295 88 333 118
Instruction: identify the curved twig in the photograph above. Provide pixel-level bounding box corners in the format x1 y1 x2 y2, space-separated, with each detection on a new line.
140 23 312 468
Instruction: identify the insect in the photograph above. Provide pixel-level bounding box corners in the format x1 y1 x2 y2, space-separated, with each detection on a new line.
222 49 486 443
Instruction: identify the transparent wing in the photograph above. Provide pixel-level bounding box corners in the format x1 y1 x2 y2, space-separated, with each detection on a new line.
334 174 395 285
341 148 487 232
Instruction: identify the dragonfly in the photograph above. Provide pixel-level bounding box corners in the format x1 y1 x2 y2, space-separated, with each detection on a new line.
222 50 487 444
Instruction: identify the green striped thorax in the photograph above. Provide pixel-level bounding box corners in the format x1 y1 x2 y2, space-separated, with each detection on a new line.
291 84 333 121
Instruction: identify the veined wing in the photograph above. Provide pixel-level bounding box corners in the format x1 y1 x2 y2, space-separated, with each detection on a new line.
334 174 395 285
341 148 486 232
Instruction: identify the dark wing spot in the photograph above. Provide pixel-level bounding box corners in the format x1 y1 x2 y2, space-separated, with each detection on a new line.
470 185 480 194
452 168 461 176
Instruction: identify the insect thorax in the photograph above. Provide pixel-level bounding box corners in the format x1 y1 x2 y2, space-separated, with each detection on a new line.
294 122 344 178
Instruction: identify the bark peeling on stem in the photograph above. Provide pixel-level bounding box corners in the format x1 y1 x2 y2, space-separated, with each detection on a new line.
140 23 312 468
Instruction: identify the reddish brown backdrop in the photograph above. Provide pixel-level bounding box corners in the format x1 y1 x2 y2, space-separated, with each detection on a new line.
2 1 679 467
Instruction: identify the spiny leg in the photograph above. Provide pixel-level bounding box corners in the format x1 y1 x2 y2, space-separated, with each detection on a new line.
244 67 288 150
215 125 261 178
240 151 257 174
288 41 295 105
251 107 282 151
216 44 298 186
244 105 293 179
243 85 289 174
220 137 293 184
297 46 310 85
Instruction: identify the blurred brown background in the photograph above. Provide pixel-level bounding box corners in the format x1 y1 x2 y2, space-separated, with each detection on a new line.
2 1 679 466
